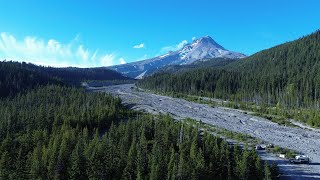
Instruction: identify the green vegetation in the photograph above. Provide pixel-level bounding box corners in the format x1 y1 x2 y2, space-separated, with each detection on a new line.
16 61 131 84
0 61 131 98
0 61 64 98
0 85 126 139
84 79 136 87
270 146 296 159
0 100 277 179
138 31 320 127
155 57 236 74
0 60 278 179
0 85 127 179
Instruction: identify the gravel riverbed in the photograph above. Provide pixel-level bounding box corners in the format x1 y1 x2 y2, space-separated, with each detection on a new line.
89 84 320 179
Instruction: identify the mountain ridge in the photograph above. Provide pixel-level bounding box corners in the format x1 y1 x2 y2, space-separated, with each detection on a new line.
109 36 246 79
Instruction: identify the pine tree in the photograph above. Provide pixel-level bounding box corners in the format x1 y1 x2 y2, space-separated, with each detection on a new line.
255 156 263 179
0 151 10 179
149 143 160 180
264 161 271 180
177 144 185 179
14 148 27 179
68 139 86 180
136 171 142 180
136 129 147 177
166 145 176 180
239 147 249 180
270 162 279 179
189 137 197 179
55 132 70 179
124 138 137 179
29 144 44 179
196 148 205 179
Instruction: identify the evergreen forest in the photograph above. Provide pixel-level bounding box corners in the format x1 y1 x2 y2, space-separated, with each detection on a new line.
0 61 277 179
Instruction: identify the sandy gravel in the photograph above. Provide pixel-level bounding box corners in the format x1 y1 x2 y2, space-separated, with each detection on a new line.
89 84 320 179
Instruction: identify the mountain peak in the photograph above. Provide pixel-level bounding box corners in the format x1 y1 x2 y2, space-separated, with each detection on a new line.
198 35 212 40
191 36 225 50
109 35 246 78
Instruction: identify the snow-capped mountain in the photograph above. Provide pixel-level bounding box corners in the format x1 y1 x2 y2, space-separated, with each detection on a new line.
109 36 246 79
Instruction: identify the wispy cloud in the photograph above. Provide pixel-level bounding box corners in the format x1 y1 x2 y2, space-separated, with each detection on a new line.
0 32 120 67
100 54 115 66
160 40 188 53
119 57 126 64
177 40 188 49
133 43 145 49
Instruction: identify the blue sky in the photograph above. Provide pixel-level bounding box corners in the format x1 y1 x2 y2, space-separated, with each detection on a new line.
0 0 319 67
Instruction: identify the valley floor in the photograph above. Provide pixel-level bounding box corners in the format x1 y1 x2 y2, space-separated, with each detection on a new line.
89 84 320 179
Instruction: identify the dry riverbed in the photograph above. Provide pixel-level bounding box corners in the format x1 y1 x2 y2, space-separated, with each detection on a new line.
89 84 320 179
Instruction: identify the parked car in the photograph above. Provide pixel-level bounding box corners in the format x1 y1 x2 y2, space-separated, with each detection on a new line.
266 143 274 148
289 155 309 164
255 145 265 150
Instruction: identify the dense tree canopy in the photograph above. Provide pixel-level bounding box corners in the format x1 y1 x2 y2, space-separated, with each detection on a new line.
0 94 277 179
17 61 132 84
0 85 125 140
0 79 276 179
0 61 131 98
154 58 236 75
0 61 63 98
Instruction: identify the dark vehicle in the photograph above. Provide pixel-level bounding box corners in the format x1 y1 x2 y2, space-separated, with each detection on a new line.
255 145 265 150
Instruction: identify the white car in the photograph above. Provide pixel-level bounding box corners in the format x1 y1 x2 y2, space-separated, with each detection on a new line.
289 155 310 164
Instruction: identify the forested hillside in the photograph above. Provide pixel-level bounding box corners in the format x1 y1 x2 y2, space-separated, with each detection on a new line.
0 86 277 179
17 61 131 84
0 61 63 98
0 61 132 98
138 31 320 126
154 58 235 74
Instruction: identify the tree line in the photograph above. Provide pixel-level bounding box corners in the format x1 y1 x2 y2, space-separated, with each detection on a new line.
0 61 131 98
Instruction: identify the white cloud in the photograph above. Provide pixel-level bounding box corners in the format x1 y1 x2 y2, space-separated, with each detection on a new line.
100 54 115 67
160 40 188 53
90 50 98 61
0 32 120 67
133 43 145 49
119 57 126 64
192 37 196 40
76 45 89 62
176 40 188 49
